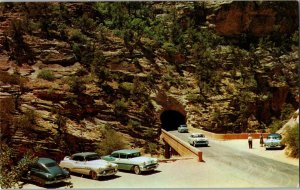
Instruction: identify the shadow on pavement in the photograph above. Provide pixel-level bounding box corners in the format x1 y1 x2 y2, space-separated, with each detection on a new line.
118 169 161 176
70 173 120 181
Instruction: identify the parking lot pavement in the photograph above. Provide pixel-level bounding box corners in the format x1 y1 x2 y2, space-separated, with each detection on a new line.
212 139 299 166
22 157 275 189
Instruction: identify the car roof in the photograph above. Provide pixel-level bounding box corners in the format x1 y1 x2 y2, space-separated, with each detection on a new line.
191 133 204 136
72 152 98 157
267 133 282 137
38 157 56 164
112 149 140 154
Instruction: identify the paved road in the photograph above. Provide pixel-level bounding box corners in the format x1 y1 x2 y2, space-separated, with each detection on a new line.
22 130 299 188
169 130 299 187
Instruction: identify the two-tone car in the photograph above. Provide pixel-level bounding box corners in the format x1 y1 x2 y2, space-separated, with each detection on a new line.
59 152 118 180
188 133 209 147
102 149 158 175
22 157 70 186
264 133 284 150
178 124 188 133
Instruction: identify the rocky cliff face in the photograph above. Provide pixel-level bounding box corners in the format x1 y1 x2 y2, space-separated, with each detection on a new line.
0 2 298 160
207 1 298 37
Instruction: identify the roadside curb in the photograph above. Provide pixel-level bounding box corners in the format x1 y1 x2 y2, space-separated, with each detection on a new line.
158 157 195 163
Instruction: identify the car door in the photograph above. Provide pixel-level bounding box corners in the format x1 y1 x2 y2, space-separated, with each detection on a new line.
30 163 47 182
72 156 86 174
118 153 132 171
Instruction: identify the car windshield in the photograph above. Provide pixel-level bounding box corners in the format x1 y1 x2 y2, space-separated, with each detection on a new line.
180 125 187 128
127 152 141 158
267 136 281 140
45 162 58 168
192 134 204 138
85 154 100 161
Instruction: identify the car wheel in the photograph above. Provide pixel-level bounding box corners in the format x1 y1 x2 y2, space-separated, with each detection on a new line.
36 178 45 187
133 166 141 175
64 168 71 174
90 171 98 180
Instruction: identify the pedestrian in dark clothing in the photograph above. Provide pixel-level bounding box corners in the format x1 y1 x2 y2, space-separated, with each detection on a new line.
248 134 253 149
260 133 264 147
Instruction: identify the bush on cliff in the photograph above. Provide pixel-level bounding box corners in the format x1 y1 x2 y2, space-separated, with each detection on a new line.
96 127 126 156
282 123 299 158
0 144 38 189
37 70 55 81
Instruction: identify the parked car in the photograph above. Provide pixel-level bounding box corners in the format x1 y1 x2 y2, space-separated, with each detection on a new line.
102 149 158 175
59 152 118 180
188 133 209 147
264 133 284 150
22 157 70 186
178 124 188 133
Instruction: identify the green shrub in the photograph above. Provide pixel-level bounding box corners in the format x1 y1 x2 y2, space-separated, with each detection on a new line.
162 42 177 54
128 119 141 129
120 82 134 93
114 98 128 116
186 93 205 103
14 109 37 130
144 128 156 139
282 123 299 158
37 70 55 81
69 29 87 43
144 142 158 156
68 76 86 94
0 143 38 189
280 103 294 120
268 118 283 134
96 128 126 156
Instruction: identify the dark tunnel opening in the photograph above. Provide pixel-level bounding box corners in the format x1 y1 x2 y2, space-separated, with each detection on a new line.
160 110 186 131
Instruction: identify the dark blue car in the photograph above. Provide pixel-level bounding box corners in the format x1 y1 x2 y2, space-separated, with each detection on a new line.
22 157 70 186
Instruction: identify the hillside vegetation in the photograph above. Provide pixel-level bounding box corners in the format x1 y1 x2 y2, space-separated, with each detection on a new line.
0 2 299 163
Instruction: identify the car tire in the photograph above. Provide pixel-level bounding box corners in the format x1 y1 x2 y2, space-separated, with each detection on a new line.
64 168 71 174
36 178 45 187
90 171 98 180
133 166 141 175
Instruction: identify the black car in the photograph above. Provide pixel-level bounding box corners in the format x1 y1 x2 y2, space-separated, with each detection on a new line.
22 157 70 186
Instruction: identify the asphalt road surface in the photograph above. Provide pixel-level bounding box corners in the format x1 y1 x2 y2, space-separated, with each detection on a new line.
22 130 299 188
169 130 299 187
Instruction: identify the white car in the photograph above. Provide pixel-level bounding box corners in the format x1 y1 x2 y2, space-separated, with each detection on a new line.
59 152 118 180
188 133 209 147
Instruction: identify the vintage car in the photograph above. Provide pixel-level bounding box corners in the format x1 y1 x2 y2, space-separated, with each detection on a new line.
178 124 188 133
264 133 284 150
59 152 118 180
188 133 209 147
22 157 70 186
101 149 158 175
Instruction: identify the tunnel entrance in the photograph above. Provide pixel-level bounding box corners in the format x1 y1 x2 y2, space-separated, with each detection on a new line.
160 110 186 131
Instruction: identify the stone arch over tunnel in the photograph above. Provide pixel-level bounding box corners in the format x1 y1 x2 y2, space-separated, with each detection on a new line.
160 110 186 131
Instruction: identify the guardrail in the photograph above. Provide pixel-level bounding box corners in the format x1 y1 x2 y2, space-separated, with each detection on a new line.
189 128 268 140
161 129 203 162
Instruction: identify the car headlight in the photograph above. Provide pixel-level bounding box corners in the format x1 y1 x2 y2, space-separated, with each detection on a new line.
45 173 53 179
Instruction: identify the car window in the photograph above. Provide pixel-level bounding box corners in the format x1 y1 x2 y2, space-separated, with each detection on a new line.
32 163 47 172
120 154 127 159
111 153 119 158
73 156 84 161
85 154 100 161
127 152 141 158
45 162 58 168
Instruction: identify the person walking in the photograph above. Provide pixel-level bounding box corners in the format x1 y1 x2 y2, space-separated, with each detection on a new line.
260 133 264 147
248 133 253 149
